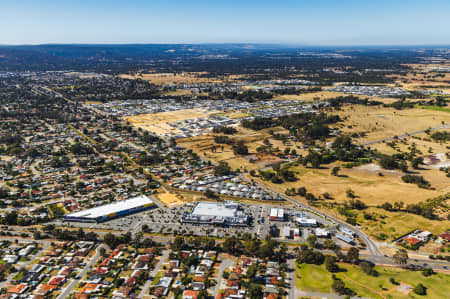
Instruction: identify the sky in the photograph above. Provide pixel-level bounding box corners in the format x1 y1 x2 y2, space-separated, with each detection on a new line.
1 0 450 45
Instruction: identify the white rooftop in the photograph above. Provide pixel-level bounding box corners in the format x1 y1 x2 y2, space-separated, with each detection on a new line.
296 217 317 224
191 201 238 218
66 195 153 219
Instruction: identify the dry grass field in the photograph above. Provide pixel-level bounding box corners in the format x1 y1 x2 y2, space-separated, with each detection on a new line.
224 112 252 119
274 90 410 105
273 90 346 102
178 134 261 172
388 63 450 89
177 126 300 171
253 161 449 206
160 89 195 96
172 103 448 208
368 131 449 160
336 105 450 145
84 101 104 105
320 205 450 241
156 190 185 207
126 108 214 136
118 72 245 85
252 164 449 241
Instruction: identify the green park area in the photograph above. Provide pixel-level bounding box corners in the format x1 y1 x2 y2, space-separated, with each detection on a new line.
296 263 450 298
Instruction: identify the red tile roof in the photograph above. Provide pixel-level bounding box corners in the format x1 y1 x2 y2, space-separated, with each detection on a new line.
439 232 450 241
183 290 200 299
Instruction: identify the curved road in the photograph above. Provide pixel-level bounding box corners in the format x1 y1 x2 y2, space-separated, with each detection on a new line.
251 177 382 256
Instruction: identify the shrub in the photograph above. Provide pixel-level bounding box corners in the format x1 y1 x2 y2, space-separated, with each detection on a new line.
421 268 435 277
401 175 431 189
413 283 427 295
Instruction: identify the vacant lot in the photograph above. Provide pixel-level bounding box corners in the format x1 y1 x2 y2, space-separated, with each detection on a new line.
126 108 213 136
368 132 449 159
178 126 299 171
178 134 260 172
296 263 333 293
251 160 448 240
337 105 450 146
273 90 345 102
119 72 222 85
296 263 450 299
156 190 185 207
254 161 449 206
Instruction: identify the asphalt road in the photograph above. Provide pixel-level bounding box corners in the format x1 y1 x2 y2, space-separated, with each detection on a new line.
287 255 297 299
364 254 450 271
139 249 170 298
213 259 233 298
251 177 382 256
56 244 107 299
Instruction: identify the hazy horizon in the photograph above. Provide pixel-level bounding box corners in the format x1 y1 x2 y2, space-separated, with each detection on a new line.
1 43 450 48
1 0 450 45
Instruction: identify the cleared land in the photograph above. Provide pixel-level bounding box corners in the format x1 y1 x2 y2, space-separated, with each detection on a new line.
274 90 346 102
119 72 233 85
126 108 214 136
156 191 185 207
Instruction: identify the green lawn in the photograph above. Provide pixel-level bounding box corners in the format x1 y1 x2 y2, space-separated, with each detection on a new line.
151 271 164 286
415 105 450 113
296 263 450 299
336 264 450 299
295 263 333 293
13 272 24 281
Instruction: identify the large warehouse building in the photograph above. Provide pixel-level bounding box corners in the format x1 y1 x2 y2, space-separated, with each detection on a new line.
63 195 154 223
182 201 249 226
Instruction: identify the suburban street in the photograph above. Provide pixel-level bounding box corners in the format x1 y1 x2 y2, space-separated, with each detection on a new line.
0 240 51 289
213 259 234 298
56 244 108 299
139 249 170 298
287 254 296 299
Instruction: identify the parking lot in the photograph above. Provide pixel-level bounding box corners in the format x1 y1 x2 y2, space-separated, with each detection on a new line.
58 200 359 250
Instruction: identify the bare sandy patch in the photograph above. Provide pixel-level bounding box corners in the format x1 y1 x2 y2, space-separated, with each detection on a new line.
126 108 215 136
157 191 184 207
